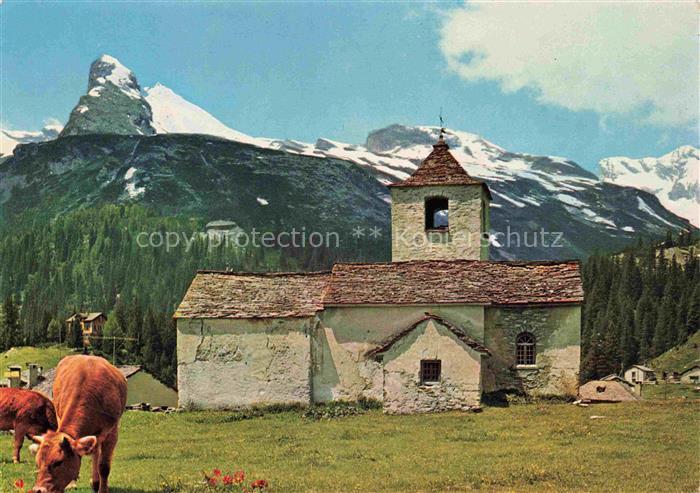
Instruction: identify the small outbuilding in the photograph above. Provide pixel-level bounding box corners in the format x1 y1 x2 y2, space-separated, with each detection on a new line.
679 365 700 384
579 380 639 403
624 365 656 384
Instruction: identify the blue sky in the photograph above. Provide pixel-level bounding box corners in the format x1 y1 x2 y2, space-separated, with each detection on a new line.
2 2 697 173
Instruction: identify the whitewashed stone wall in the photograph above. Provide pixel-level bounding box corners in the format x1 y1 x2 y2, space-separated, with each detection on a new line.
382 319 484 414
313 306 485 404
482 305 581 397
391 184 489 261
311 325 384 402
177 317 313 409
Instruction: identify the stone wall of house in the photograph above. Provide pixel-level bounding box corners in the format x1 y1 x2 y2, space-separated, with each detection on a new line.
482 305 580 397
177 317 313 409
382 318 483 414
313 305 484 403
391 184 489 261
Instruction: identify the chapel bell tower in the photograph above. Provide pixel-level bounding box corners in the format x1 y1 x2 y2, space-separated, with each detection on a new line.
388 130 491 262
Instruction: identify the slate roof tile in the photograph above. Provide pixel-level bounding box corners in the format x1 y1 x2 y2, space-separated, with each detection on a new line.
388 137 491 199
174 271 331 319
175 260 582 319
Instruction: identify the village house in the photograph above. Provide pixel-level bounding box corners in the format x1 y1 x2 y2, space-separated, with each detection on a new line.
175 134 584 413
679 365 700 384
65 312 107 344
624 364 656 385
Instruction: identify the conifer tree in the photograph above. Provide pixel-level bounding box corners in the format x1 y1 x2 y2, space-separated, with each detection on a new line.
69 317 83 350
686 285 700 339
47 319 62 343
1 295 21 350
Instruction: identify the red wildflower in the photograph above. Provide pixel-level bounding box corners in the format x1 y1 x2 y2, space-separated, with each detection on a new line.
14 479 24 489
251 479 269 489
233 471 245 484
208 477 218 486
213 469 222 477
222 475 234 485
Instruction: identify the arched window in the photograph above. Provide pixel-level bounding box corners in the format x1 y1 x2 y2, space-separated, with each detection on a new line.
425 197 449 230
515 332 536 365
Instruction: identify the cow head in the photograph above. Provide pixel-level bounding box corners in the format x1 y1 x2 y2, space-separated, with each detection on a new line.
29 432 97 493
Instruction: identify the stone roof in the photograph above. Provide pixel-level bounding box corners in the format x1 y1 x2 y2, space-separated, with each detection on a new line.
680 365 700 375
174 271 331 319
175 260 582 319
628 364 655 372
388 136 491 199
323 260 583 306
366 313 490 358
600 374 631 384
579 380 639 403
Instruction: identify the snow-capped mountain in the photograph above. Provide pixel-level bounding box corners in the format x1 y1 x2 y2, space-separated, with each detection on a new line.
60 55 156 137
282 125 692 259
600 146 699 226
3 54 694 260
0 123 62 157
144 83 262 146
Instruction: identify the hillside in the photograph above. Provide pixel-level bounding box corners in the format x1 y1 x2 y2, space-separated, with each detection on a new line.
1 134 391 244
581 233 699 381
3 130 692 261
650 330 700 374
0 345 75 372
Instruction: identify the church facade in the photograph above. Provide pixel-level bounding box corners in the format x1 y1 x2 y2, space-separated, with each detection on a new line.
175 135 583 413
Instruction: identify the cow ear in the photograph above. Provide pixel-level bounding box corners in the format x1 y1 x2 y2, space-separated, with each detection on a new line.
73 436 97 456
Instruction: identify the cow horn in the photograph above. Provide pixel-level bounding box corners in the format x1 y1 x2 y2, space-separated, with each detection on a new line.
29 434 44 445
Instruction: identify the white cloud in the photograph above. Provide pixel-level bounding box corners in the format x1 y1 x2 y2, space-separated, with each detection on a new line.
439 2 698 127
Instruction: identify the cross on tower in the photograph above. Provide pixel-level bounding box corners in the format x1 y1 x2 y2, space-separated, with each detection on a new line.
439 109 446 140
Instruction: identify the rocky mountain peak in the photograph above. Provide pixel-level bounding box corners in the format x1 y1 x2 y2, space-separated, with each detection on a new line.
88 54 142 100
59 54 156 137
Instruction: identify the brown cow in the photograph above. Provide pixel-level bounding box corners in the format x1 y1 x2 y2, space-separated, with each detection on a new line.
0 388 57 463
30 355 127 493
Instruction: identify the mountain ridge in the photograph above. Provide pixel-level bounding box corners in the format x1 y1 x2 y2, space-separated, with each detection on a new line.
2 54 695 263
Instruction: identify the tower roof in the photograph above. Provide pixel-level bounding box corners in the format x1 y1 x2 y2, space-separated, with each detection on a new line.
388 133 491 198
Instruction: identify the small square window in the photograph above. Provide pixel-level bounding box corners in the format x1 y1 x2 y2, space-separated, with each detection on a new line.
420 360 441 384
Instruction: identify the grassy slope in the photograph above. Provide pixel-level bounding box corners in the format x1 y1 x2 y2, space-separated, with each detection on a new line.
0 345 76 373
1 401 697 493
643 384 699 400
650 330 700 374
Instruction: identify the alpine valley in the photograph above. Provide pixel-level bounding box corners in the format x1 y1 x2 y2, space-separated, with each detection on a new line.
1 55 696 264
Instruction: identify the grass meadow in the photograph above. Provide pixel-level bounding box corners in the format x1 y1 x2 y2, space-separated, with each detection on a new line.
1 399 698 493
0 346 75 374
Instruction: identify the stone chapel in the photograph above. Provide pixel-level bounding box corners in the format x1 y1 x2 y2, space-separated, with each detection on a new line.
175 133 583 413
